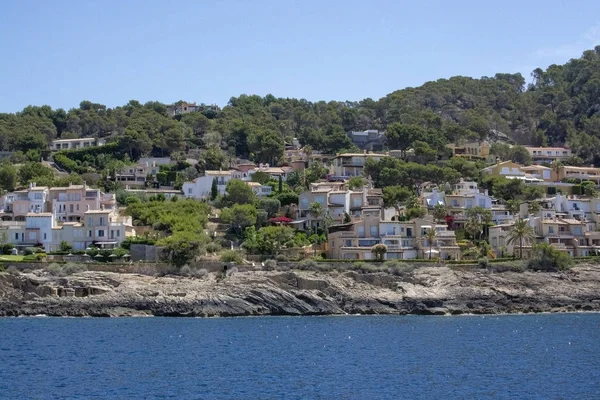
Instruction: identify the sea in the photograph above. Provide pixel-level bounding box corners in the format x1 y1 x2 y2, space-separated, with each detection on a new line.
0 314 598 399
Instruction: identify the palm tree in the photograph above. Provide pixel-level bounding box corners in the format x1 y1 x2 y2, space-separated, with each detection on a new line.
551 160 562 182
424 228 437 259
308 202 324 234
464 216 482 242
506 219 536 259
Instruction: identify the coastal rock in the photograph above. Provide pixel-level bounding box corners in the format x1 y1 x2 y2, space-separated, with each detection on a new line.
0 265 599 317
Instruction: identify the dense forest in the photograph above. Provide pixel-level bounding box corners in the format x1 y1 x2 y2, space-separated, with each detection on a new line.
2 46 600 169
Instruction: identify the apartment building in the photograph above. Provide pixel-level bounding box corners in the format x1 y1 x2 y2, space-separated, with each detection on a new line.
328 214 460 260
489 212 596 258
48 184 116 222
524 147 572 163
296 182 383 230
0 183 129 251
331 152 388 177
1 183 49 221
327 208 383 260
51 137 106 151
556 165 600 185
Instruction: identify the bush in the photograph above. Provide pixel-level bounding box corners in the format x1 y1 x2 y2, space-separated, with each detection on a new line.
384 260 417 276
206 242 221 254
275 254 288 262
192 268 208 278
477 257 489 268
527 244 573 272
263 259 277 271
0 244 14 255
23 247 38 256
487 261 525 273
220 250 243 265
45 262 86 277
296 258 319 271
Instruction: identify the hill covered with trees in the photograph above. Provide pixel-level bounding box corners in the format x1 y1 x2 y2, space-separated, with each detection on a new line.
2 46 600 167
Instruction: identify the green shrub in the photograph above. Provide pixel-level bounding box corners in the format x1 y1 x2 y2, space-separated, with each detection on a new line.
527 244 573 272
477 257 489 268
205 241 221 254
296 258 320 270
220 250 243 265
275 254 288 262
263 259 277 271
23 247 38 256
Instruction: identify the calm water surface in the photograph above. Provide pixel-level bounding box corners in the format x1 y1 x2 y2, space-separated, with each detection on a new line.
0 314 599 399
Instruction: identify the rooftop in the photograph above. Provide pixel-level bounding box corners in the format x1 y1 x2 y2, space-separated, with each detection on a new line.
26 212 53 217
84 209 112 215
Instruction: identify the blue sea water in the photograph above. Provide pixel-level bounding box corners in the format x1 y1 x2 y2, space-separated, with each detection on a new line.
0 314 599 400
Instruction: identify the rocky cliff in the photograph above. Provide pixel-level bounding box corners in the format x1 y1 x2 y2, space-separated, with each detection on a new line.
1 265 599 317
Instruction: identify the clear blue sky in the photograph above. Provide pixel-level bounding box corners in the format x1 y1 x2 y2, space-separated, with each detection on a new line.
1 0 599 112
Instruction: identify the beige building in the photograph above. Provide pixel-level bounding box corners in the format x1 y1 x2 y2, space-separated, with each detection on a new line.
49 184 116 222
556 165 600 185
328 214 460 260
2 184 49 221
327 208 383 260
296 182 382 230
525 147 572 163
447 141 491 160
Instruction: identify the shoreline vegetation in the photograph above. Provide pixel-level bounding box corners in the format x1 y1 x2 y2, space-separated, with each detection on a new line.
1 261 599 318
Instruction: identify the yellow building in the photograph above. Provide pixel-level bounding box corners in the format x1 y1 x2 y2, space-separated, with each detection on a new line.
447 141 491 160
556 165 600 185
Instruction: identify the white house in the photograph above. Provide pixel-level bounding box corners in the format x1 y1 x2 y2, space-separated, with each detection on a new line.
183 170 235 199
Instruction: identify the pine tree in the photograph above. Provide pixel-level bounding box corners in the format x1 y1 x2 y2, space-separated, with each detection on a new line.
210 177 218 201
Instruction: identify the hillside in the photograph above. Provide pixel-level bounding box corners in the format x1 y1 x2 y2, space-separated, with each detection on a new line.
1 46 600 167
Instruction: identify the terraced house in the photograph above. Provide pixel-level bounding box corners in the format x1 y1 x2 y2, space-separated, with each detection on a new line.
0 183 132 252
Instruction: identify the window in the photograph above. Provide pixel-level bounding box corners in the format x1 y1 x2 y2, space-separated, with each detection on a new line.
358 226 365 237
43 233 47 240
34 193 42 200
87 230 92 238
88 217 93 226
97 230 105 237
188 188 192 194
99 217 104 226
370 225 377 237
69 204 74 213
345 240 352 247
549 227 554 234
14 233 18 240
29 232 35 240
76 204 79 211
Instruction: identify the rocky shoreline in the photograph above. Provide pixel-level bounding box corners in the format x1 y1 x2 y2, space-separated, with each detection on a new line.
1 264 600 317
